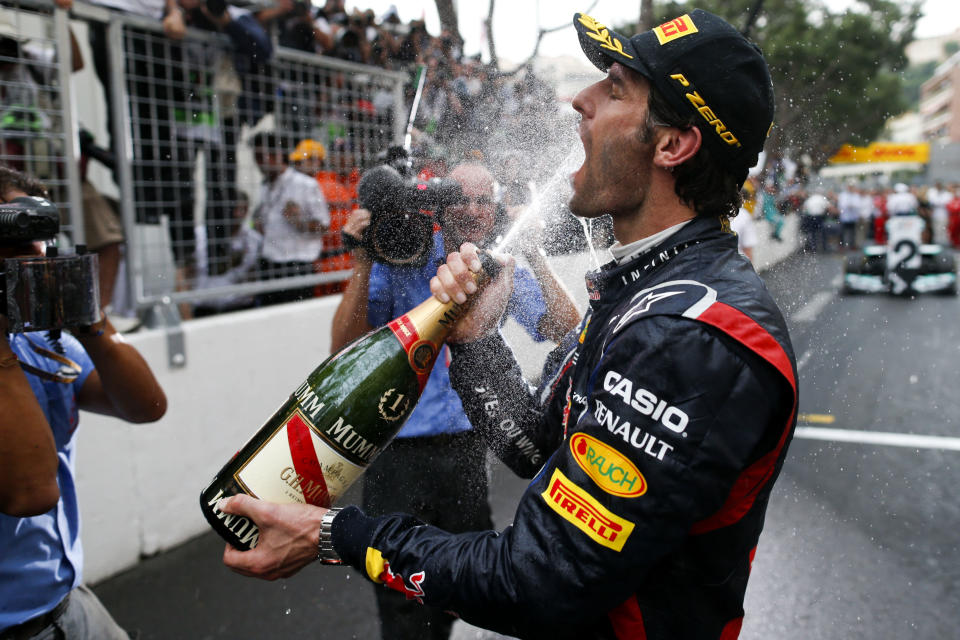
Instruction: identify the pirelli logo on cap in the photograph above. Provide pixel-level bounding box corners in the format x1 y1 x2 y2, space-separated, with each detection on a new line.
669 72 741 148
541 467 635 551
654 15 698 45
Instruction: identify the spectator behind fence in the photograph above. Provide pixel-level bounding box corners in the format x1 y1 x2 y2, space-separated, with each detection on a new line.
77 130 125 310
0 166 166 640
192 189 263 317
311 138 360 296
165 0 273 277
0 7 83 173
255 0 334 54
250 131 330 307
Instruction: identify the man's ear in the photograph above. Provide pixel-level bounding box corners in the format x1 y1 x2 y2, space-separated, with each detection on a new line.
653 126 702 170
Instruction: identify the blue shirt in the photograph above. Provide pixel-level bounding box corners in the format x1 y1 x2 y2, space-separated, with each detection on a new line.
368 232 549 438
0 333 93 631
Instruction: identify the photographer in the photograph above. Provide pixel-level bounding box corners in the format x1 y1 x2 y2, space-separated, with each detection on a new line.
329 160 578 640
0 166 167 639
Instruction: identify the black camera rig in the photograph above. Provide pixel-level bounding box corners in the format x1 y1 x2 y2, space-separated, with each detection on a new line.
351 164 464 266
0 197 100 333
0 196 59 245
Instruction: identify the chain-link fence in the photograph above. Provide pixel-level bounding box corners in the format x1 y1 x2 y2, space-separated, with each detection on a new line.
3 1 406 319
0 2 82 242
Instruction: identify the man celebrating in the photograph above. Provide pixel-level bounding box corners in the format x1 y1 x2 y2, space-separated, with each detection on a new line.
220 11 797 640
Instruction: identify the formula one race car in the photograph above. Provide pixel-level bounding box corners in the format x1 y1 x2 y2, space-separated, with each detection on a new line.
843 214 957 295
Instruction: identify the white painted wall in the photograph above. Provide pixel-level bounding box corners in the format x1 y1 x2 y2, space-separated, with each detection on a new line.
76 296 343 583
74 259 591 584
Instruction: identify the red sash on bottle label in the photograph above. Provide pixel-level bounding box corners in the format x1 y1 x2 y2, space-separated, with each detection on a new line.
388 315 433 392
284 412 331 507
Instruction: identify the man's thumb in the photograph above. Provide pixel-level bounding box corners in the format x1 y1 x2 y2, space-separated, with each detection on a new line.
218 493 254 516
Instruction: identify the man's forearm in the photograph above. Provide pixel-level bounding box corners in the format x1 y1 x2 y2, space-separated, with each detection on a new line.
76 319 167 423
330 255 374 351
449 333 557 478
525 249 581 342
0 339 60 516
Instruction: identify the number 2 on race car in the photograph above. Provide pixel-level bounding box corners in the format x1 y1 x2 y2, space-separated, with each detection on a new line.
886 217 923 272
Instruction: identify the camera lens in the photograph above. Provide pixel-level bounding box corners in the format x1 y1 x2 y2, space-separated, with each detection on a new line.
369 212 433 266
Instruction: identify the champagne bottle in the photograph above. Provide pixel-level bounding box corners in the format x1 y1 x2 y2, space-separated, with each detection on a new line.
199 253 500 550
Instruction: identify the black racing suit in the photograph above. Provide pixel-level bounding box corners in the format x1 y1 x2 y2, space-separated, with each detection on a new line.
332 215 798 639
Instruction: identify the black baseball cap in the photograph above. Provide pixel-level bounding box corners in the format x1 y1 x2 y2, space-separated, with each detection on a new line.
574 10 774 185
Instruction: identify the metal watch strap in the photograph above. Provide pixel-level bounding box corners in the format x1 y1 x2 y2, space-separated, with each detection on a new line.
317 508 343 565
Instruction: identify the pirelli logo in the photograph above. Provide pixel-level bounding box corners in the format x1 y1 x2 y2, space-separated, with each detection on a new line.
654 15 698 45
669 73 741 148
541 467 635 551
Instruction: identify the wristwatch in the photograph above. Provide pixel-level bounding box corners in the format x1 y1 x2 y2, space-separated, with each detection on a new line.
317 508 343 565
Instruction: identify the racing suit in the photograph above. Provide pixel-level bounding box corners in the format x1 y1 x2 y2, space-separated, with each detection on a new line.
331 215 798 639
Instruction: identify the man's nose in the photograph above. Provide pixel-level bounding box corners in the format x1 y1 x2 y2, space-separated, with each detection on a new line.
572 83 594 118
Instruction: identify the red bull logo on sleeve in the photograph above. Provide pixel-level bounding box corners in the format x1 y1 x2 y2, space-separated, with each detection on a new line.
541 468 635 551
365 548 426 603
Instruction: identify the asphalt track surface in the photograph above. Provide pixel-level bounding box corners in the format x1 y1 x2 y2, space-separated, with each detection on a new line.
94 250 960 639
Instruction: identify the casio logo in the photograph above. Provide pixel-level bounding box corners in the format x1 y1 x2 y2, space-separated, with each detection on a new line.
602 371 689 434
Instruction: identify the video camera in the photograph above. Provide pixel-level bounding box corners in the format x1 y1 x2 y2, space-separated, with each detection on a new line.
352 164 464 266
0 197 100 333
0 196 59 243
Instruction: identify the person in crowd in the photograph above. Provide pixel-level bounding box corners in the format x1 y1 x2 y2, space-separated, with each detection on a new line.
255 0 334 53
731 207 758 262
219 10 798 640
760 180 784 241
926 181 952 246
836 180 862 250
250 131 330 306
0 5 83 175
869 186 887 245
164 0 273 275
887 182 919 216
313 138 361 295
324 160 579 640
77 130 125 310
801 188 833 253
192 190 263 316
0 165 167 639
946 186 960 247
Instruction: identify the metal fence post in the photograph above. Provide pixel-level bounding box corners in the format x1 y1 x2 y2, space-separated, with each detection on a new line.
53 6 84 245
107 17 142 313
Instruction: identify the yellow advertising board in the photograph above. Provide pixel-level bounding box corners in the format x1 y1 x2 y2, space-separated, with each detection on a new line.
828 142 930 164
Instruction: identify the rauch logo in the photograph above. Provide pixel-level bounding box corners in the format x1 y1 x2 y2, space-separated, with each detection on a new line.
570 433 647 498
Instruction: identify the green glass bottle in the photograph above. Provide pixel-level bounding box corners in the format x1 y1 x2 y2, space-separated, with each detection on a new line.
199 254 498 550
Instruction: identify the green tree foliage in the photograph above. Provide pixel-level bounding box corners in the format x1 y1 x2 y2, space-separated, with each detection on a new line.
617 0 920 168
900 60 938 109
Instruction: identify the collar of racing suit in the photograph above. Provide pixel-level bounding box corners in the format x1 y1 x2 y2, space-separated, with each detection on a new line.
585 215 732 305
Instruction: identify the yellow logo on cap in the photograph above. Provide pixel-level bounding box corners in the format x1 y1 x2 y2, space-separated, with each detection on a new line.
578 14 633 60
654 15 698 45
669 73 741 148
